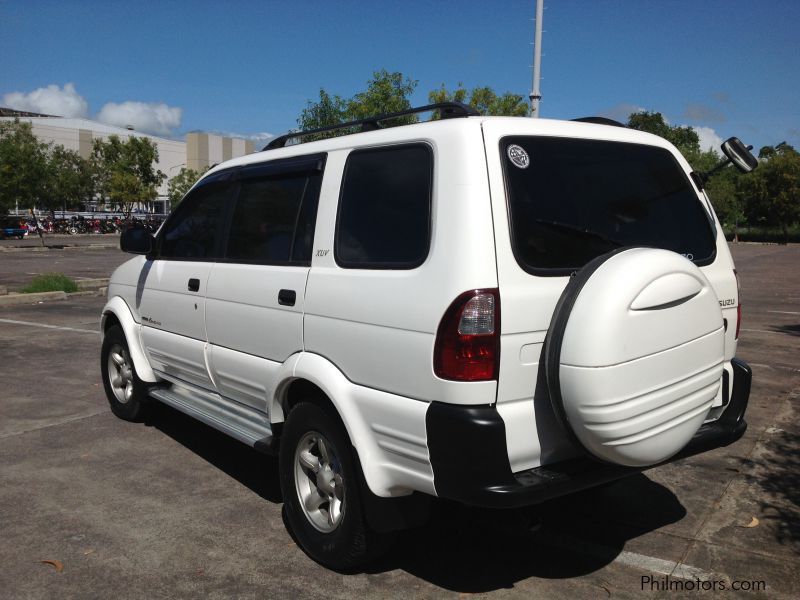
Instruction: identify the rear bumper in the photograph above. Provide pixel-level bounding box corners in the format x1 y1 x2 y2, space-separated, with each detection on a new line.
426 357 751 509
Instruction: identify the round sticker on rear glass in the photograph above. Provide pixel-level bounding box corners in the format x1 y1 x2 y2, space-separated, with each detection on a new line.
507 144 530 169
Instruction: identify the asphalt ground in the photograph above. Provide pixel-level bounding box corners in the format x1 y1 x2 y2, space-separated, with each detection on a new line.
0 242 797 599
0 234 125 291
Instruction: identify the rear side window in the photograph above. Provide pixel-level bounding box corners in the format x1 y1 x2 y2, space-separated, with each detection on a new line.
160 175 234 259
226 158 323 265
336 144 432 269
501 136 716 274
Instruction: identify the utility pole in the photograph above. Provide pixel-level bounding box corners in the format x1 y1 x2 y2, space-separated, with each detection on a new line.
530 0 544 117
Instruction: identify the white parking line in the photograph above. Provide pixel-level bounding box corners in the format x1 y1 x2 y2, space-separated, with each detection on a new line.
749 362 800 372
617 550 718 581
0 318 99 334
545 534 723 582
741 328 791 336
767 310 800 315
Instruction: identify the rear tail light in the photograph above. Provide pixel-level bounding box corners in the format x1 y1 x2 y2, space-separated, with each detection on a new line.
434 289 500 381
734 269 742 339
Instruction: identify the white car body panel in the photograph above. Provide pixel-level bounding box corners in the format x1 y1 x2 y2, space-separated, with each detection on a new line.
135 259 214 390
205 262 308 412
303 132 498 406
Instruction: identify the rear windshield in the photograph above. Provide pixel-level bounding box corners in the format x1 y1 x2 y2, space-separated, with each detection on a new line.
501 136 716 274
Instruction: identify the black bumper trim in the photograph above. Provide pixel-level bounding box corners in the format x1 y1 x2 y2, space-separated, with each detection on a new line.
426 357 751 509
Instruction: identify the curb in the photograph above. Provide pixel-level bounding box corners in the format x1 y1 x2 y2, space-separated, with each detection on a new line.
0 288 106 307
75 278 110 290
0 291 67 306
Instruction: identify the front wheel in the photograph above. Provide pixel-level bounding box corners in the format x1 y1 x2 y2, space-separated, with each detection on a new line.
279 402 391 570
101 325 150 421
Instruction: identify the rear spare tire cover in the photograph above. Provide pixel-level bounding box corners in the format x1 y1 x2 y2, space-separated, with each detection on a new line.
545 248 725 467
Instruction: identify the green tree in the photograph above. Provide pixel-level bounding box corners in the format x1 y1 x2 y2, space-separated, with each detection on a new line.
429 83 468 105
347 69 417 121
0 119 50 215
739 144 800 241
429 83 528 116
92 135 165 217
627 111 701 160
47 146 94 213
705 161 748 237
298 89 348 132
1 119 96 244
297 70 418 137
167 166 208 209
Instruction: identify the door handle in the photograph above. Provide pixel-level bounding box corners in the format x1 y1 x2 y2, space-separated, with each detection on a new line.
188 278 200 292
278 289 296 306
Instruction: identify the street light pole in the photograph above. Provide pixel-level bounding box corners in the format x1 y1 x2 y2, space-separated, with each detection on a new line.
530 0 544 118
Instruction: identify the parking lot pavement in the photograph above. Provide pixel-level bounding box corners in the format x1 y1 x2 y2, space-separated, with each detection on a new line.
0 237 127 291
0 244 797 598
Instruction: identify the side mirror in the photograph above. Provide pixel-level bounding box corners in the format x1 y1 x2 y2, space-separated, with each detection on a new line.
120 227 154 255
721 137 758 173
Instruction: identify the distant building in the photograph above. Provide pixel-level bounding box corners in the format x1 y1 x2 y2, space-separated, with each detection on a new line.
187 132 255 171
0 108 256 213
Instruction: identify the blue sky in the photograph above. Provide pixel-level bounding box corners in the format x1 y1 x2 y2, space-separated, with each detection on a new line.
2 0 798 152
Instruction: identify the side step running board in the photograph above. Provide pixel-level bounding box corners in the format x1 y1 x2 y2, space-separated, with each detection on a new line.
149 385 278 455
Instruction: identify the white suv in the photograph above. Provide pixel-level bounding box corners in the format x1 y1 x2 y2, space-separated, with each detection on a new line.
101 103 754 569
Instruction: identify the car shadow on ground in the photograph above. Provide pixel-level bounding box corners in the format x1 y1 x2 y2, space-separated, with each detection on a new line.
367 476 686 592
142 401 689 592
144 402 283 503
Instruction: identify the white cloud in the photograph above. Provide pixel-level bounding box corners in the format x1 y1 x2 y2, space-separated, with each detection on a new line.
695 126 723 152
97 101 182 136
242 132 274 147
2 83 88 117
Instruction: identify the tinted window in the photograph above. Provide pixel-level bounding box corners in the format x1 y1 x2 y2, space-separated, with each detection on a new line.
160 177 233 259
226 169 322 265
502 137 716 273
336 145 432 268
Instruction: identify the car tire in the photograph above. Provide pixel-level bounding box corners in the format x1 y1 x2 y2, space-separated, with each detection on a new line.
279 401 391 571
101 324 150 421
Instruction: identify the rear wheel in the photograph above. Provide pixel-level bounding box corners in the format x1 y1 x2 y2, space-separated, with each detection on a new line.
101 325 150 421
279 401 391 570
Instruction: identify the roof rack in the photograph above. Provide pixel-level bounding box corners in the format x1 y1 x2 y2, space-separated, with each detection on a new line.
571 116 627 128
264 101 480 150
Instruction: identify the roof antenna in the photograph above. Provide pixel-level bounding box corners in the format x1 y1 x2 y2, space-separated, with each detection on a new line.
529 0 544 118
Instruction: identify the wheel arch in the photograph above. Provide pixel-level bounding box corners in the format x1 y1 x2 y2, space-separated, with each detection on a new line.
271 352 435 499
101 296 158 382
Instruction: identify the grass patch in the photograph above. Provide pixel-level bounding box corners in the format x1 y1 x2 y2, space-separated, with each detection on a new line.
21 273 79 294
